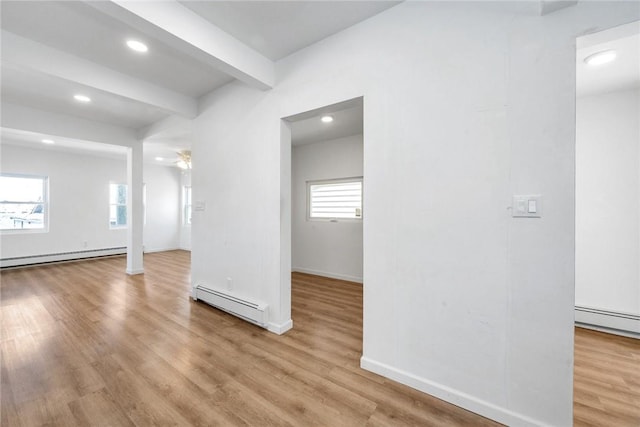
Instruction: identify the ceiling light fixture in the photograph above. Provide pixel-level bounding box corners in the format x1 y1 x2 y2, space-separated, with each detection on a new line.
176 150 192 170
321 115 334 123
73 94 91 103
126 40 148 53
584 50 617 66
155 157 164 161
41 139 55 144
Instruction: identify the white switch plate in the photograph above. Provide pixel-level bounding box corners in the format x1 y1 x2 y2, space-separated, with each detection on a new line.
512 195 542 218
194 200 206 212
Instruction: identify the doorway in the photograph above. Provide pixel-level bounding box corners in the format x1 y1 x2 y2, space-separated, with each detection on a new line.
281 96 364 339
575 22 640 336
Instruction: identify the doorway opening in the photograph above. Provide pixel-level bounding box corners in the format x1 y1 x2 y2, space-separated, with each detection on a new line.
281 96 365 351
574 21 640 338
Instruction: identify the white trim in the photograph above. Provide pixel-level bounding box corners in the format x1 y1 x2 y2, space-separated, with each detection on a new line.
292 267 363 284
360 356 553 427
126 268 145 275
143 247 182 254
575 306 640 337
1 247 126 268
267 319 293 335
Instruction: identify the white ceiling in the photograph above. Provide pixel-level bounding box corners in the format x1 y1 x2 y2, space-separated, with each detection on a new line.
1 1 233 98
1 64 169 129
290 101 363 146
0 0 397 166
143 126 194 168
179 1 401 61
577 22 640 98
4 2 633 166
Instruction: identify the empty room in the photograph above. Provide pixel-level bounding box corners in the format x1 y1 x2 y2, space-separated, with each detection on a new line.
1 1 639 426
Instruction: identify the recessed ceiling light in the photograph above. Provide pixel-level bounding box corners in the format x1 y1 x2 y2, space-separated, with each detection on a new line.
73 94 91 103
155 157 164 161
584 50 617 66
321 115 334 123
126 40 148 53
41 139 55 144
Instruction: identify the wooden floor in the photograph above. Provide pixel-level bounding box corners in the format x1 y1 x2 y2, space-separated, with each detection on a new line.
0 251 638 426
574 327 640 426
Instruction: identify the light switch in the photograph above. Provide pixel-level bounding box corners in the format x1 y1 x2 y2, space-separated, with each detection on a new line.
194 200 206 212
512 195 542 218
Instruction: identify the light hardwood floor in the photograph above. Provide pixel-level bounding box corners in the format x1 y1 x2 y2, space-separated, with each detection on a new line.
1 251 638 426
574 327 640 426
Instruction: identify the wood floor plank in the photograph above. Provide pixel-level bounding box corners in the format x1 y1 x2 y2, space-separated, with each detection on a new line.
1 251 638 426
573 328 640 427
67 388 136 427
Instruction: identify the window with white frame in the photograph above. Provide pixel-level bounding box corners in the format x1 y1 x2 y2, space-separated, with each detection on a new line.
0 173 48 231
109 183 127 228
307 178 363 220
183 186 192 225
142 183 147 226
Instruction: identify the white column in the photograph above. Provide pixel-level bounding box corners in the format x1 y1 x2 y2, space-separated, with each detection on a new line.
126 143 144 275
274 119 292 334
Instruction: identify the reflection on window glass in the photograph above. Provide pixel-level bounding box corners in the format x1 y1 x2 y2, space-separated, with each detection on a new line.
109 183 127 228
0 174 48 231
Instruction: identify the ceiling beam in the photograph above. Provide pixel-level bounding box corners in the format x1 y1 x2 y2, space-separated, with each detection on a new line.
1 30 198 118
1 102 137 147
539 0 578 16
137 114 192 141
85 0 275 91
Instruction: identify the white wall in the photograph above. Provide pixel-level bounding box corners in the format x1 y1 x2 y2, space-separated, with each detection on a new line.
1 144 183 263
0 144 127 259
292 135 363 282
143 163 181 253
576 88 640 316
1 103 145 273
191 2 640 426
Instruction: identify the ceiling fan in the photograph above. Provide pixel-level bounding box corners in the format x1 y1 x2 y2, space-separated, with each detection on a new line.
175 150 191 170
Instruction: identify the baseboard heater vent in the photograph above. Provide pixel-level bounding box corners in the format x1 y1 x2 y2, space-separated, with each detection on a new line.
575 305 640 337
1 247 127 268
194 284 268 328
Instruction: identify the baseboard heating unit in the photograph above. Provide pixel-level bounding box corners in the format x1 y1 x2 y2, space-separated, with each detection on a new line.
1 247 126 268
575 305 640 338
194 284 268 328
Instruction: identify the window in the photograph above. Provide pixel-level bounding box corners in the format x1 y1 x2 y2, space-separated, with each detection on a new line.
109 183 127 228
183 186 192 225
307 178 363 220
143 183 147 226
0 174 48 231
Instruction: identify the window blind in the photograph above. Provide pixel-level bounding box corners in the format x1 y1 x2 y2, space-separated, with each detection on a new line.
309 179 362 219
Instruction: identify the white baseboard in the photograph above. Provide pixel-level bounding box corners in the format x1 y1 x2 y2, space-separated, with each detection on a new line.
268 319 293 335
575 306 640 338
143 247 182 254
292 267 363 284
360 356 551 427
126 268 145 275
0 247 126 268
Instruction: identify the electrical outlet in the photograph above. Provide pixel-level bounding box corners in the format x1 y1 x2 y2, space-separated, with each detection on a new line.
227 277 232 290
